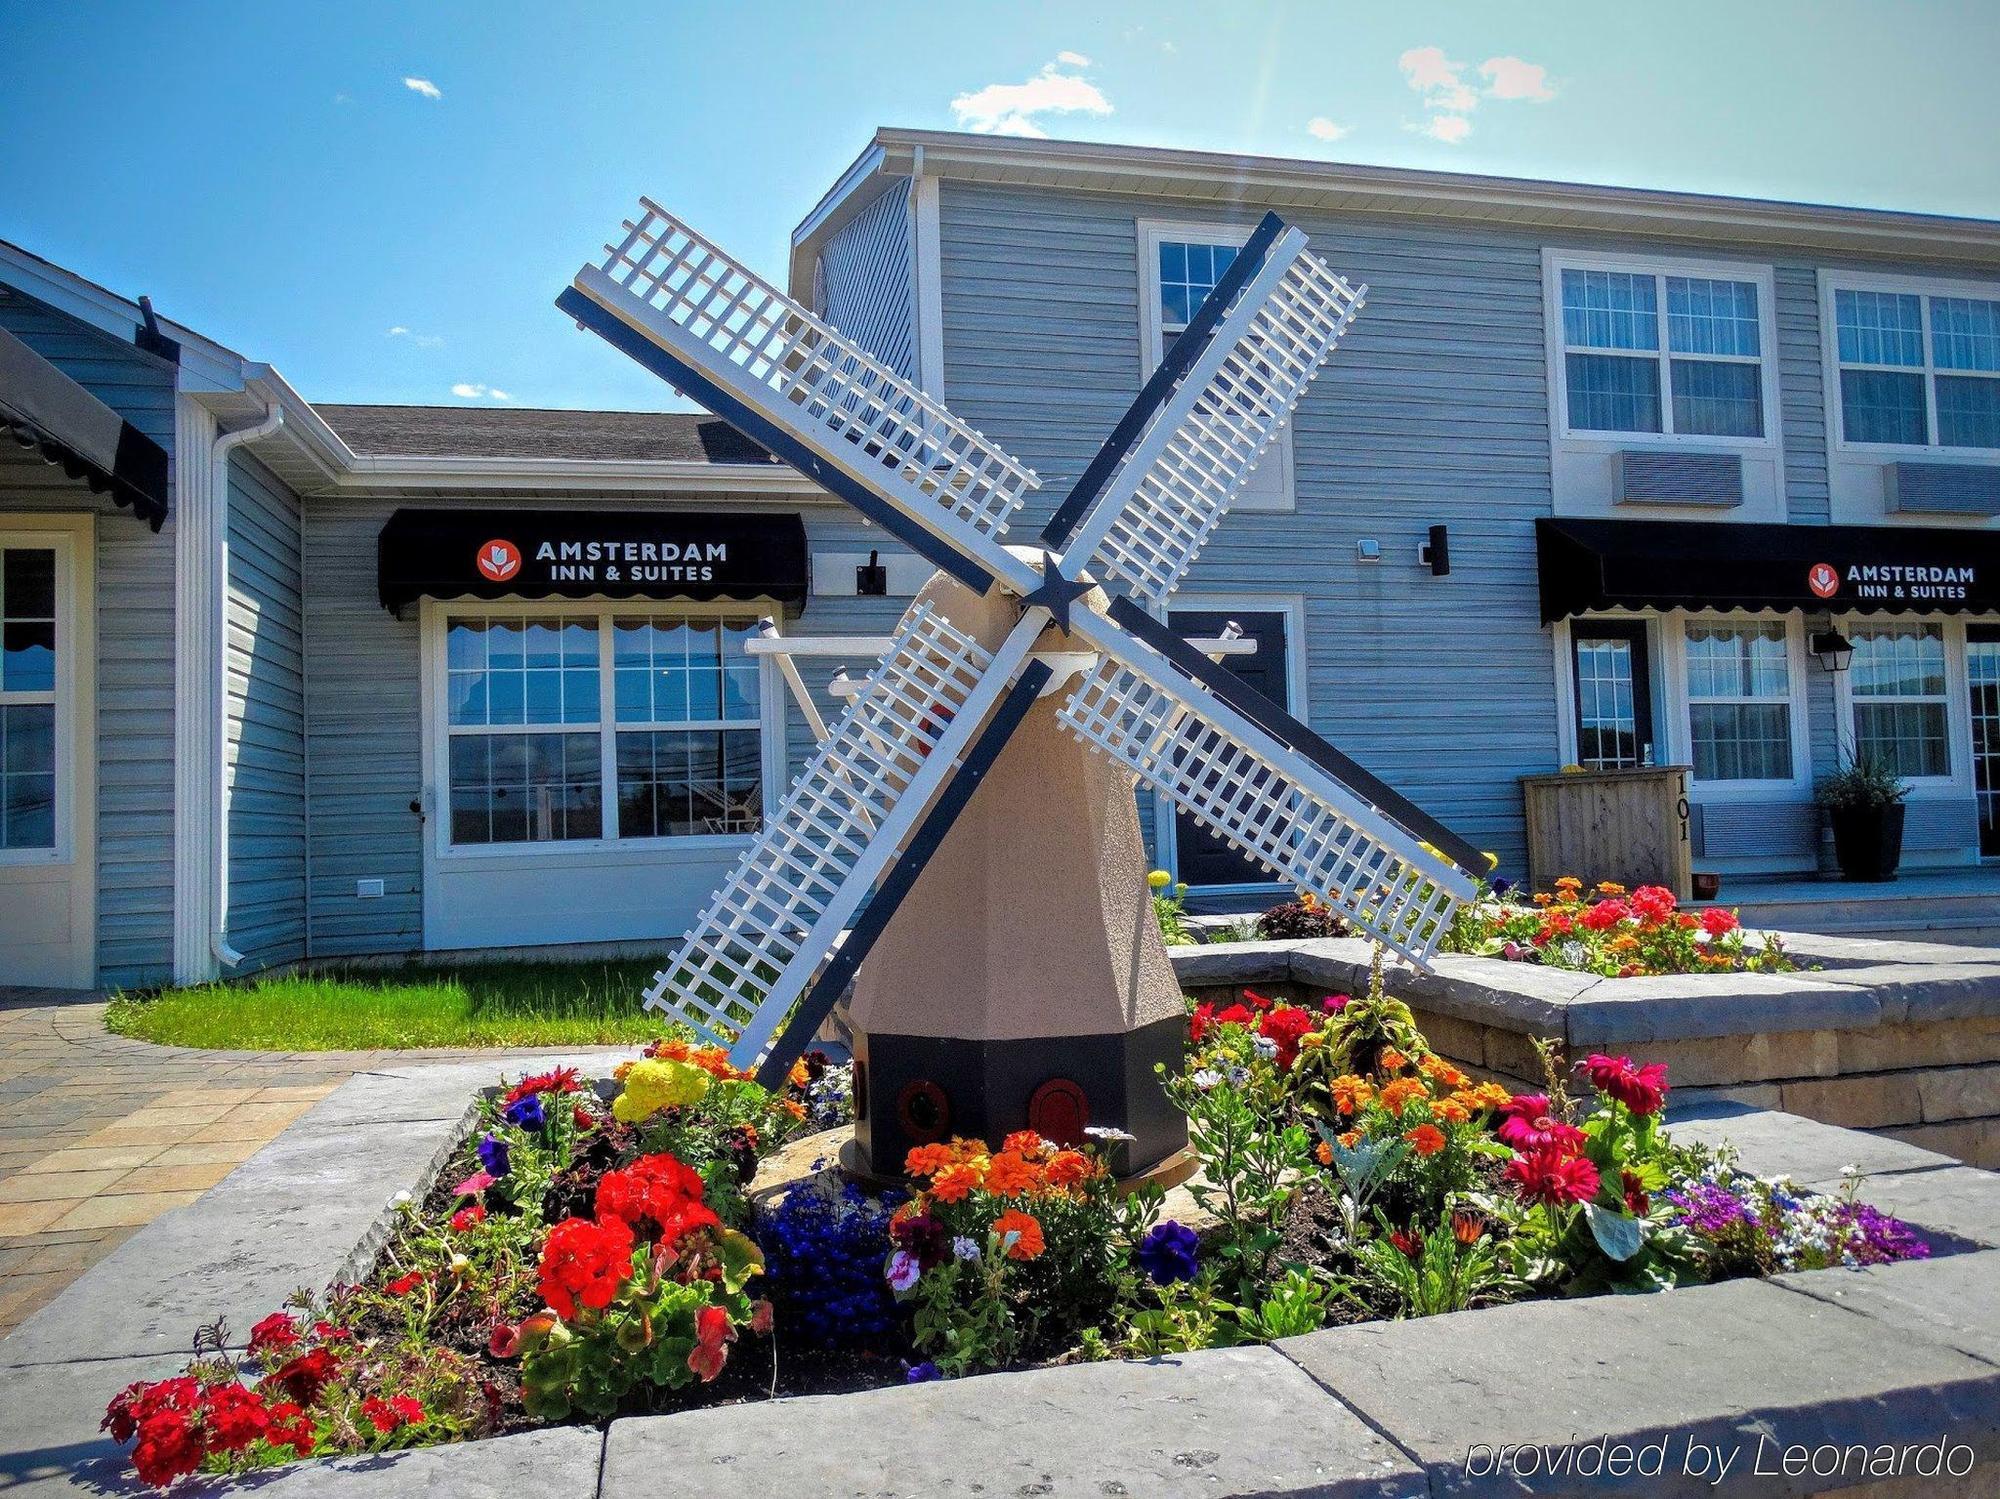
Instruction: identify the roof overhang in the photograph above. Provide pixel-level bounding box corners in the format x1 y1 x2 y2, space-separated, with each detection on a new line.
0 323 170 527
791 128 2000 291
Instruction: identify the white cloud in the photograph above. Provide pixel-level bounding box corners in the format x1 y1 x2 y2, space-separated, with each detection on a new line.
389 325 445 348
386 325 410 337
403 76 441 100
1479 55 1555 102
1398 46 1477 114
1419 114 1472 144
1054 50 1091 67
1305 116 1350 143
451 382 512 400
950 56 1112 139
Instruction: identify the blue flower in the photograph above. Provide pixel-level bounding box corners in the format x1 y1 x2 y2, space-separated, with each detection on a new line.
477 1132 511 1178
503 1093 546 1131
905 1361 941 1384
1136 1220 1201 1285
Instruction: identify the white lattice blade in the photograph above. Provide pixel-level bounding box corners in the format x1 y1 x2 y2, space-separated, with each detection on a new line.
573 202 1040 596
1065 232 1365 604
1058 614 1474 965
645 603 1049 1067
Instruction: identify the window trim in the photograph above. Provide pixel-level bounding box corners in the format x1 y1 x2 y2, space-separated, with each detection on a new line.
1832 614 1967 794
421 597 781 864
1543 249 1782 452
1666 613 1811 796
1135 218 1296 513
1820 268 2000 463
0 524 87 870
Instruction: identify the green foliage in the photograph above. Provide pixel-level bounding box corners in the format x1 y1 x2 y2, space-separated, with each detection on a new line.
1817 753 1911 809
1351 1213 1510 1318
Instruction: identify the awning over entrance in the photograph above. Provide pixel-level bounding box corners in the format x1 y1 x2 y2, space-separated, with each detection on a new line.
0 325 170 530
377 507 810 614
1537 516 2000 623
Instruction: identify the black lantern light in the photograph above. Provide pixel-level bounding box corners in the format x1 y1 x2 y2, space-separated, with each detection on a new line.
1811 628 1855 673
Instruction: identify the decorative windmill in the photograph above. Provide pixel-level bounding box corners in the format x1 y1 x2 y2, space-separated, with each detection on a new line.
558 201 1485 1177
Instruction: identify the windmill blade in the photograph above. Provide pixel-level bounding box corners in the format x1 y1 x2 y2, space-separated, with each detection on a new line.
561 201 1040 599
1057 225 1365 605
1058 602 1481 964
645 601 1048 1067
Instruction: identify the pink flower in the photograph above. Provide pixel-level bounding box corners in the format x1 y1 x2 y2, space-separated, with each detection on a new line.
1322 994 1351 1013
452 1170 496 1198
488 1322 521 1358
1584 1054 1669 1115
1495 1094 1586 1153
886 1249 921 1292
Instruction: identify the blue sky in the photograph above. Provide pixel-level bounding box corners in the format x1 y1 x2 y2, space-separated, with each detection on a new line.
4 1 1997 412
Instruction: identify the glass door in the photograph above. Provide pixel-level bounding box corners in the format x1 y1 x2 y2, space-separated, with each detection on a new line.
1969 626 2000 857
1164 609 1290 888
1570 621 1656 770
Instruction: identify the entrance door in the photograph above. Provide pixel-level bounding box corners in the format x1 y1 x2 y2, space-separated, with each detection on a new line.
1969 626 2000 857
1165 609 1290 889
0 520 94 988
1570 620 1657 770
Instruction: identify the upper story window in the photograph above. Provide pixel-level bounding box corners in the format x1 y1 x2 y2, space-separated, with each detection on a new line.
1138 223 1291 510
1833 281 2000 451
1559 264 1767 439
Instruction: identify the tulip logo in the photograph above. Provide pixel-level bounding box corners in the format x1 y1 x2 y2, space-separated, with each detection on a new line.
1807 562 1839 599
476 539 522 582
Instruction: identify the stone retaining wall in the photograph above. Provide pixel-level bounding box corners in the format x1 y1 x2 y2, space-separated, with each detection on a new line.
1174 932 2000 1168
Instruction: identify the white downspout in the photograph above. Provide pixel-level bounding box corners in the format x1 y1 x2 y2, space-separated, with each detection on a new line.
209 403 284 969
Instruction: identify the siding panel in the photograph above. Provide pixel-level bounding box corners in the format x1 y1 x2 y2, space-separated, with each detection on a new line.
817 180 916 379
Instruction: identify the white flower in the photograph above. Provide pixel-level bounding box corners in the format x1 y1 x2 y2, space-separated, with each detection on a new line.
1253 1035 1279 1061
1085 1125 1136 1144
1193 1069 1222 1092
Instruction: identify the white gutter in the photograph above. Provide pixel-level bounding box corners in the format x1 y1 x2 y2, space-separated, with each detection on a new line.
208 402 284 970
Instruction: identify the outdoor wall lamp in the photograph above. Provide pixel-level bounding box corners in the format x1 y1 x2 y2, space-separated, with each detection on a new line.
1417 523 1451 576
1811 629 1855 673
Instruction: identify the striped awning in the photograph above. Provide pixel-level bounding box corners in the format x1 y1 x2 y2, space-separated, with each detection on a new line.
0 325 169 529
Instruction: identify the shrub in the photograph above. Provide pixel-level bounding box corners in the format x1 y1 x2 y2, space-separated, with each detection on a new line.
1255 890 1348 941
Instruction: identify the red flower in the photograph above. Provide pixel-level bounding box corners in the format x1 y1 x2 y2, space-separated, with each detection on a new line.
384 1271 424 1297
750 1298 774 1336
1504 1146 1602 1208
1532 912 1574 945
1240 989 1277 1013
1579 897 1629 931
450 1205 487 1232
687 1302 736 1382
200 1382 271 1454
1257 1005 1315 1070
501 1066 583 1108
391 1396 424 1425
1389 1229 1418 1257
360 1396 403 1434
131 1409 205 1488
1494 1094 1586 1153
538 1215 636 1321
264 1400 317 1458
265 1346 341 1407
247 1311 300 1359
595 1153 721 1247
488 1321 521 1358
1621 1169 1651 1217
1630 884 1677 923
1700 907 1740 938
573 1104 596 1130
1583 1054 1669 1115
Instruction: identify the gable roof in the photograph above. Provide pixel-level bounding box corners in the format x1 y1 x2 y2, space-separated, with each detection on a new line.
318 404 779 465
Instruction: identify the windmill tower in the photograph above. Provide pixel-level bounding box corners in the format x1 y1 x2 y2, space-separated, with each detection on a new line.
558 204 1486 1176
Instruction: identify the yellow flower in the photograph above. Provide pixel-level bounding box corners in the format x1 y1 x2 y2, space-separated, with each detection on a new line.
1597 881 1628 896
611 1057 711 1123
1147 869 1172 890
1482 851 1500 872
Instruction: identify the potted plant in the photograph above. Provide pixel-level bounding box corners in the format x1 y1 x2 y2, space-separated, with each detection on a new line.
1816 756 1910 882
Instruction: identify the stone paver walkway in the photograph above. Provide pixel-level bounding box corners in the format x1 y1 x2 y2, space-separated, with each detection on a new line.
0 988 625 1339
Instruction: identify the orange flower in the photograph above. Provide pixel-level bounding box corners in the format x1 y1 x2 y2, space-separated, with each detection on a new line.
905 1144 955 1178
1404 1123 1447 1156
1328 1075 1374 1115
992 1209 1044 1260
1469 1082 1514 1111
1043 1150 1091 1187
1419 1055 1466 1088
930 1162 985 1203
781 1099 806 1120
1380 1077 1429 1113
1338 1130 1361 1149
1596 881 1628 897
788 1059 812 1089
983 1151 1040 1197
1001 1131 1046 1158
1433 1099 1470 1125
1532 891 1554 907
1554 876 1583 893
1378 1047 1409 1073
1315 1140 1334 1166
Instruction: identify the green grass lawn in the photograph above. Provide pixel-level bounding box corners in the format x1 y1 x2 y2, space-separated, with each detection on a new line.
104 958 672 1051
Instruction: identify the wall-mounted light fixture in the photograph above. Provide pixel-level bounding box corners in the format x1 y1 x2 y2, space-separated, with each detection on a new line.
1417 523 1451 577
855 549 888 597
1811 628 1855 673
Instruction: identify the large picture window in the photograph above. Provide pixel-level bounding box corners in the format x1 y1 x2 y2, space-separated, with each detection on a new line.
0 547 57 851
1559 264 1767 439
1848 621 1951 780
1684 620 1794 782
1833 282 2000 450
442 608 763 847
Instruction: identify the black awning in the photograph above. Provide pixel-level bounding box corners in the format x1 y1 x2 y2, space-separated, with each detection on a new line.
0 325 169 530
1537 516 2000 623
377 507 809 614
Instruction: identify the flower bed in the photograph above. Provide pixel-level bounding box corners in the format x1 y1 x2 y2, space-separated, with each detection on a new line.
98 978 1934 1491
1443 875 1797 977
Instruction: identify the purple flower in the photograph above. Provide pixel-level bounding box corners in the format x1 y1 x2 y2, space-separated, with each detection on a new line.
1663 1180 1753 1237
904 1361 941 1383
503 1093 546 1132
1136 1220 1201 1285
477 1132 511 1179
890 1212 949 1270
885 1249 921 1293
1835 1202 1930 1265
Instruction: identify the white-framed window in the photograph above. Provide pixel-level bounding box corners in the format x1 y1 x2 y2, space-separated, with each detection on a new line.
439 604 764 850
1682 618 1797 784
1845 619 1953 781
0 544 58 853
1827 274 2000 452
1136 220 1294 511
1551 256 1774 442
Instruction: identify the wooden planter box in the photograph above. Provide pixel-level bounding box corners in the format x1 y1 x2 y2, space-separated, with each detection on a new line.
1521 765 1692 900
